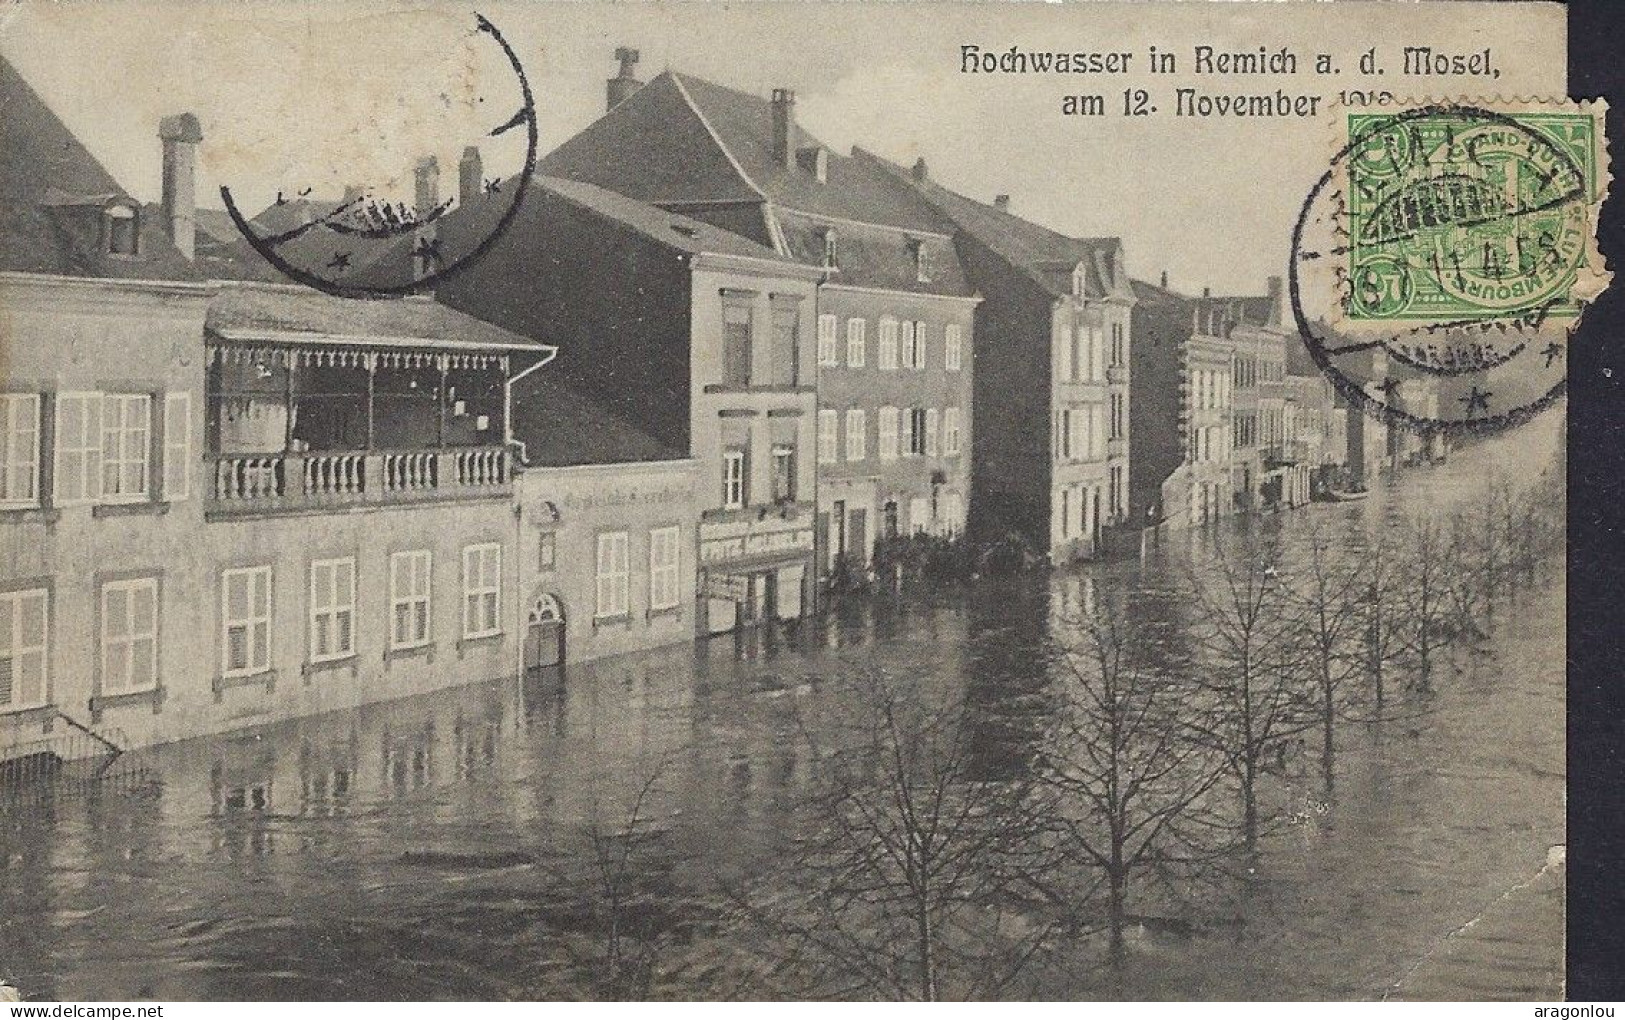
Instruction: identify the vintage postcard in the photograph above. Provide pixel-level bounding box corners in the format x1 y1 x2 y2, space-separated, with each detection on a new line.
0 0 1595 1004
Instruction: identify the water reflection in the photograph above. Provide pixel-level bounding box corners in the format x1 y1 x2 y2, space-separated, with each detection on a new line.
0 413 1564 1001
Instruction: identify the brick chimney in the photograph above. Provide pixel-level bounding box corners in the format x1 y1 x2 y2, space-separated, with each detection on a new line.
159 113 203 260
413 156 440 283
911 157 928 182
1266 275 1284 327
993 194 1010 211
771 89 797 168
607 47 642 111
459 146 483 207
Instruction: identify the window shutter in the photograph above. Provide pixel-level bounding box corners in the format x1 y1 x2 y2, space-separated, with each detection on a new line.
817 314 837 365
1 394 41 505
163 392 191 501
925 409 939 457
879 319 898 371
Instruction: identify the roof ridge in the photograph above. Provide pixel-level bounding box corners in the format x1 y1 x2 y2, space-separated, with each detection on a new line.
667 71 767 202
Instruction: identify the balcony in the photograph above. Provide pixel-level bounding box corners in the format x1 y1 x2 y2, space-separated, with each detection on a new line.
207 446 510 517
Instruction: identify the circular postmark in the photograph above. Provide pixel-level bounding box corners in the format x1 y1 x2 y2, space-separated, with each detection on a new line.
1290 103 1595 433
219 12 537 300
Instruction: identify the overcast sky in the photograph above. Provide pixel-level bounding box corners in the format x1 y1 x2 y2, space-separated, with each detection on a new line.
0 1 1565 294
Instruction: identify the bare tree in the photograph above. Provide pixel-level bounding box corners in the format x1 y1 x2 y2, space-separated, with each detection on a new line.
1039 591 1229 966
1281 525 1364 792
1354 532 1405 714
741 665 1049 1000
1181 532 1312 854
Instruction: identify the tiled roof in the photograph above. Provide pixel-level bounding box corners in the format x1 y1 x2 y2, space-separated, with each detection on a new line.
854 148 1128 302
205 282 552 352
513 372 685 468
778 210 971 297
0 56 200 281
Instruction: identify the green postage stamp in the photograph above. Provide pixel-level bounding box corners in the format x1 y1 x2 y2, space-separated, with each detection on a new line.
1337 100 1610 326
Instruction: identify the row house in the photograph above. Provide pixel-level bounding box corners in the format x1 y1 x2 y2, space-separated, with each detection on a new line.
369 167 823 637
540 56 978 585
0 59 547 753
1129 276 1237 529
1190 281 1290 511
860 153 1133 561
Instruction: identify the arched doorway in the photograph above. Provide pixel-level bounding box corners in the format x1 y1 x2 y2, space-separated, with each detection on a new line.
524 594 565 673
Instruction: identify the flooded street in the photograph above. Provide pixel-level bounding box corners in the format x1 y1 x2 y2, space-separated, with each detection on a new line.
0 413 1564 1001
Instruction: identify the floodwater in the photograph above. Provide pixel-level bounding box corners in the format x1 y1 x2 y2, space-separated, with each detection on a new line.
0 412 1564 1001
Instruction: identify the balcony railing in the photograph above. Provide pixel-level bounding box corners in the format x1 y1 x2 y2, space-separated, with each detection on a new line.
208 446 510 515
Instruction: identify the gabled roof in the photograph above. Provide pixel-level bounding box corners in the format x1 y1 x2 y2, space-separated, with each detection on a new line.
514 373 686 468
854 148 1131 303
0 56 199 281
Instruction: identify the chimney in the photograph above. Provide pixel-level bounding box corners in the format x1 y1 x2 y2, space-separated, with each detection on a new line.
1202 286 1211 298
342 184 364 205
414 156 440 218
607 47 643 111
159 113 203 260
771 89 797 168
459 146 483 207
911 157 929 182
1266 275 1284 327
994 194 1010 211
1160 270 1168 290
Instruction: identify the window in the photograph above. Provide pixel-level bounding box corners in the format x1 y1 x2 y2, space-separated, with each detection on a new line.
0 394 41 507
878 406 899 461
1111 323 1125 367
1110 393 1124 440
845 409 866 462
101 393 151 501
821 228 838 269
772 444 797 502
846 318 867 367
817 410 838 465
1059 326 1075 382
1091 405 1105 459
309 558 356 662
771 302 800 386
162 392 190 501
817 314 838 366
1 589 48 712
1090 327 1105 382
907 408 928 456
388 551 431 650
649 526 680 611
106 205 138 255
924 408 939 457
222 566 272 677
944 407 962 456
907 322 929 369
878 317 899 370
462 543 501 639
1059 486 1072 539
910 238 930 282
909 496 931 535
54 392 102 505
945 325 963 371
899 321 917 370
537 531 557 572
595 532 630 619
723 300 753 387
99 578 159 696
723 447 748 509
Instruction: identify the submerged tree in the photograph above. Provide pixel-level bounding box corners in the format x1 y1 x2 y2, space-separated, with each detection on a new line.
1039 590 1228 967
1354 531 1405 714
1280 525 1364 792
1182 532 1312 854
1396 513 1457 688
743 665 1049 1000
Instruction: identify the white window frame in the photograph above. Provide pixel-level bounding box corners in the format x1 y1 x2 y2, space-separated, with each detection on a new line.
817 313 839 366
0 393 42 508
945 325 963 372
845 409 866 462
878 317 899 371
101 576 159 695
0 588 49 713
878 405 899 462
944 407 962 456
100 392 152 503
595 531 630 620
462 543 502 639
162 391 191 501
53 391 103 506
817 409 839 465
222 565 273 678
846 318 867 367
649 526 680 611
723 448 747 509
309 557 356 663
389 551 432 651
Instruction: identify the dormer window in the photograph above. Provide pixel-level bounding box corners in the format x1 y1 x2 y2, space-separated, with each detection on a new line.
820 227 838 269
909 238 930 283
105 204 138 256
